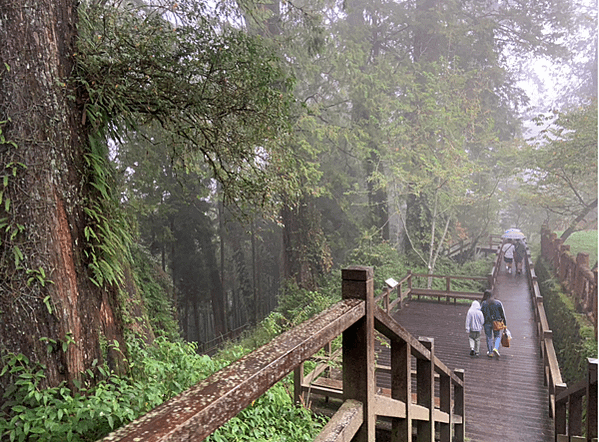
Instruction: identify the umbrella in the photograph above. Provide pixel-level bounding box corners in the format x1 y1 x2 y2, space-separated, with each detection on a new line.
502 229 526 239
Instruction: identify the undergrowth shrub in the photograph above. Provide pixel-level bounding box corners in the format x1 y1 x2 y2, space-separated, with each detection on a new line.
0 338 223 442
1 334 327 442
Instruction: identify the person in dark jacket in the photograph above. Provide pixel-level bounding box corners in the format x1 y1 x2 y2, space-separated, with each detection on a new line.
513 239 526 274
481 291 507 357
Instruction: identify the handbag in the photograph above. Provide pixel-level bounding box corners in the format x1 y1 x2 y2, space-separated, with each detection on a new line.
492 320 505 331
501 329 511 348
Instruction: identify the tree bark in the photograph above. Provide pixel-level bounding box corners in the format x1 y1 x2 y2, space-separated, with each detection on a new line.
0 0 125 398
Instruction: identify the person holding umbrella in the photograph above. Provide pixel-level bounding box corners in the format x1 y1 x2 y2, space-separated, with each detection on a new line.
501 229 526 274
501 239 515 274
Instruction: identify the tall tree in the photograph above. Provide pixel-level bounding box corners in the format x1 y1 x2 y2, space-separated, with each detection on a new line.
0 0 295 397
521 99 598 240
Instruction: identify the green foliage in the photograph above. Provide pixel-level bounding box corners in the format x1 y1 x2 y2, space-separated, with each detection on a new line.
82 136 132 288
0 337 223 442
0 333 327 442
206 381 326 442
75 1 299 213
130 244 179 339
521 100 598 234
345 240 409 290
276 279 340 327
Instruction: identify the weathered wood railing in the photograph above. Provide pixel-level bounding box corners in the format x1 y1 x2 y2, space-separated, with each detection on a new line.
555 358 598 442
444 233 503 259
364 270 494 313
541 226 598 336
517 237 565 421
100 266 464 442
520 235 598 441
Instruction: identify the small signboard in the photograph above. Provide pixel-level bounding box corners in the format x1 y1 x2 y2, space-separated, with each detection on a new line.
385 278 399 288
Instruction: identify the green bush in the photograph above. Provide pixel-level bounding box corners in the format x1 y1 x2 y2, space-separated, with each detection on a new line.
0 338 222 442
206 380 326 442
535 258 598 385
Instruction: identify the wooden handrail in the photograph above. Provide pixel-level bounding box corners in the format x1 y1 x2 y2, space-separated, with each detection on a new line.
522 240 566 419
295 267 465 441
101 266 464 442
554 358 598 441
100 298 365 442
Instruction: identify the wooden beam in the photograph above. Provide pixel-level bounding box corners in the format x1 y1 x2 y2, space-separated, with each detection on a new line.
314 400 363 442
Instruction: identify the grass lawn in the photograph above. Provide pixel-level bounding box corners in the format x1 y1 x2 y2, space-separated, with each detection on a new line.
557 230 598 267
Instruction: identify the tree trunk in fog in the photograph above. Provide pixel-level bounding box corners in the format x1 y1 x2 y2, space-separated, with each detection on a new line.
0 0 125 398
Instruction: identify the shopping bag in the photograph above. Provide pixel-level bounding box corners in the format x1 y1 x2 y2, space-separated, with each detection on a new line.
501 329 511 348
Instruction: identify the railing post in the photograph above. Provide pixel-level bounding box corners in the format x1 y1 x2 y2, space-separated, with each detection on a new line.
555 384 567 437
398 282 404 309
342 266 375 442
568 391 583 437
439 371 451 442
454 369 465 442
391 337 412 441
543 330 552 387
588 358 598 440
294 363 304 405
417 337 435 442
385 286 390 313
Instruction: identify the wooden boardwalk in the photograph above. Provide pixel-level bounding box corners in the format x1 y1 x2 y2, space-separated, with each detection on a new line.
383 267 554 441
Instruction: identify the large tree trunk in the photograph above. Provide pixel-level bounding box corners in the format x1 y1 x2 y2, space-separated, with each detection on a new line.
0 0 125 399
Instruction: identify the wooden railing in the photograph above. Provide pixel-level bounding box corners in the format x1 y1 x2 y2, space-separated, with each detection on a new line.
197 324 249 355
541 226 598 335
100 266 465 442
443 233 502 259
365 270 494 313
555 358 598 442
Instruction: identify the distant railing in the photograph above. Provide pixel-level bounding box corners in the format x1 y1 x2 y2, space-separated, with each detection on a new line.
519 237 566 421
366 270 493 313
541 226 598 335
99 266 465 442
443 233 502 259
198 324 249 355
555 358 598 442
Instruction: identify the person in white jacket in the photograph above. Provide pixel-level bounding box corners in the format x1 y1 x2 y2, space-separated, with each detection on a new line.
501 239 515 274
465 300 485 356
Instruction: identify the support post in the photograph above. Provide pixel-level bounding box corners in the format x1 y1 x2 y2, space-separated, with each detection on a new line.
555 384 567 435
294 364 304 405
439 372 451 442
416 337 435 442
454 369 465 442
342 266 375 442
588 358 598 440
391 337 411 442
